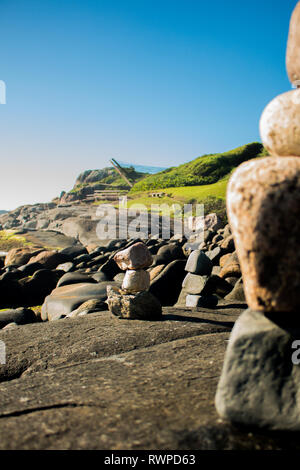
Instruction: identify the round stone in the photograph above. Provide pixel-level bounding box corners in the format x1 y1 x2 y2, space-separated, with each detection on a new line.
121 269 150 293
260 89 300 157
227 156 300 312
113 242 153 271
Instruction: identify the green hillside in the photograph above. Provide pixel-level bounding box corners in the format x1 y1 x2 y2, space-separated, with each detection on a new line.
131 142 268 192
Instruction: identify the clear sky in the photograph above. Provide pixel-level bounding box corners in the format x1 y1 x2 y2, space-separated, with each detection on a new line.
0 0 297 210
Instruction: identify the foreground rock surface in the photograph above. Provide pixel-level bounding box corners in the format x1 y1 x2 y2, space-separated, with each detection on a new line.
0 303 299 450
0 304 267 449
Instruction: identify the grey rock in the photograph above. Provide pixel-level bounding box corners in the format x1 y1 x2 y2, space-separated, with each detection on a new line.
174 286 190 307
0 308 36 329
185 250 213 275
73 254 91 265
196 213 223 232
59 245 88 259
36 218 49 230
86 254 109 268
182 240 205 256
215 309 300 430
182 273 209 295
56 262 74 273
91 272 110 283
182 274 232 298
61 217 100 246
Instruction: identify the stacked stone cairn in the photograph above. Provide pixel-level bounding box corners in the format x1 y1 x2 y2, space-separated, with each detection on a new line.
106 242 162 320
182 250 218 308
215 1 300 431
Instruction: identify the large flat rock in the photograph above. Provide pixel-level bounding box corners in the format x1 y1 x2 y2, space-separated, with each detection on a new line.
0 304 299 450
19 230 80 250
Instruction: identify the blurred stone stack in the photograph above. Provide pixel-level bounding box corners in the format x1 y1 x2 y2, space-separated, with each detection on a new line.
215 1 300 431
106 242 162 320
177 222 243 308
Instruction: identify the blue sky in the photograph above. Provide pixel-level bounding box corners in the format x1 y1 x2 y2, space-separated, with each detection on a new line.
0 0 297 209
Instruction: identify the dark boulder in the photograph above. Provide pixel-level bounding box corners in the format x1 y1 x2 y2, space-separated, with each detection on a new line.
91 272 110 283
0 279 24 309
149 259 186 306
57 272 97 288
41 281 120 321
182 274 233 298
59 245 88 260
18 262 44 277
20 269 63 307
98 258 122 280
153 243 185 266
73 254 91 265
0 308 37 329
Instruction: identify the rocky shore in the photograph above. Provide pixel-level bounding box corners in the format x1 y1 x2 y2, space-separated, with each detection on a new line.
0 210 243 324
0 208 268 449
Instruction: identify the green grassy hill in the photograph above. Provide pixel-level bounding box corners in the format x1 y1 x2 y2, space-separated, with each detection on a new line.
131 142 268 192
